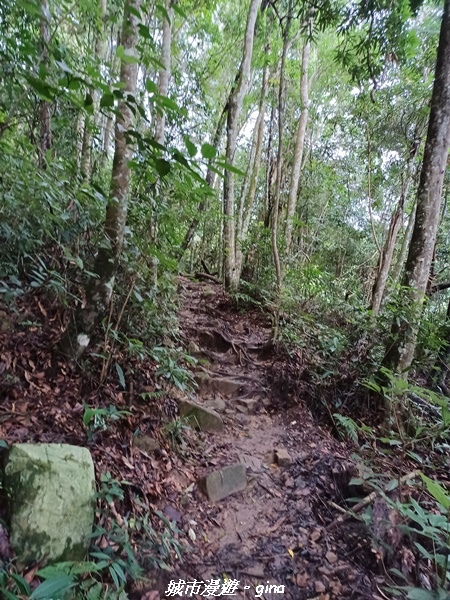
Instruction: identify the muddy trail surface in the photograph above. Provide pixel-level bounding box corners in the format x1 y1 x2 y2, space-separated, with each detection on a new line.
168 277 386 600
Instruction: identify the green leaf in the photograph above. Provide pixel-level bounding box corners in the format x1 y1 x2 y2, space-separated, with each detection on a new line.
154 158 171 177
100 93 115 108
145 79 158 94
115 363 126 390
420 473 450 511
84 93 94 114
10 573 31 594
30 575 75 599
442 403 450 427
172 3 188 19
200 143 216 159
215 160 244 176
0 440 9 449
26 76 54 102
406 588 439 599
184 136 197 157
116 45 140 64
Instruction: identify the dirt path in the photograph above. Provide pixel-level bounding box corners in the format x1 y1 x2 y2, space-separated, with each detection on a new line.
170 277 385 600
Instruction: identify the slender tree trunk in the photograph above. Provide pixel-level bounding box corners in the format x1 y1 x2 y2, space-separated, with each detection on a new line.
285 37 311 256
38 0 51 168
154 0 173 145
150 0 173 285
61 0 142 358
390 199 417 291
223 0 262 292
382 0 450 373
180 106 227 256
81 0 108 181
271 22 291 308
235 57 269 280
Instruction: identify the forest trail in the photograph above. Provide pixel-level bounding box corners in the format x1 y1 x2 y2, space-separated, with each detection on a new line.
170 277 385 600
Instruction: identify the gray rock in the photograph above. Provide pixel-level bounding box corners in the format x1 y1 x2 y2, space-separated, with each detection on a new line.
187 341 200 355
5 443 95 565
195 372 243 397
179 400 224 433
199 464 247 502
133 435 160 453
275 448 293 467
236 398 258 414
205 398 226 412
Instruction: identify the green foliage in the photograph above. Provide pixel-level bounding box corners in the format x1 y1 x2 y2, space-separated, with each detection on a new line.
333 414 360 443
163 417 192 448
83 405 131 441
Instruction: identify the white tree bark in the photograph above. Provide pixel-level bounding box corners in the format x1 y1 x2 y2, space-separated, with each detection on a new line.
285 38 311 256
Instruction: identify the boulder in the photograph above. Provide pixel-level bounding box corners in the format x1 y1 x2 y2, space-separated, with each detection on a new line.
199 464 247 502
5 443 95 564
179 400 224 433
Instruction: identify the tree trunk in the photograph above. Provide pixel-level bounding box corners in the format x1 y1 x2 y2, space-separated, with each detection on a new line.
81 0 108 181
285 37 311 256
38 0 51 168
154 0 173 145
382 0 450 373
235 55 270 280
61 0 141 359
149 0 173 286
390 199 417 291
223 0 261 292
271 21 291 308
180 106 227 256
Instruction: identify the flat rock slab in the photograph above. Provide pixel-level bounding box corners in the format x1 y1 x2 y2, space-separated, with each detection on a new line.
5 443 95 564
179 400 224 433
195 372 244 397
200 464 247 502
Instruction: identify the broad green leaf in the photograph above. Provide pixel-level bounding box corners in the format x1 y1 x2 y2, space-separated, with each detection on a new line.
84 93 94 114
184 136 197 157
442 403 450 427
100 93 115 108
406 589 439 599
154 158 171 177
215 160 245 176
201 143 217 159
420 473 450 510
30 575 75 599
26 76 54 102
145 79 158 94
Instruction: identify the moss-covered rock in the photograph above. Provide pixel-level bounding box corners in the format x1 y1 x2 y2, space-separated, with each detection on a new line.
5 443 95 565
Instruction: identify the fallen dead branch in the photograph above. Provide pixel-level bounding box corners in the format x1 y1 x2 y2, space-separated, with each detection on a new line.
325 469 421 532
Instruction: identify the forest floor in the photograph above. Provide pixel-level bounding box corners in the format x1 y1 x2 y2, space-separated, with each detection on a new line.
0 276 425 599
155 276 390 600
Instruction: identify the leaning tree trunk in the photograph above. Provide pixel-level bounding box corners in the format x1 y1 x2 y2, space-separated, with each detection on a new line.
382 0 450 373
223 0 262 292
285 36 311 256
370 143 421 315
39 0 51 168
61 0 141 359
